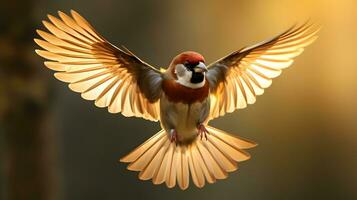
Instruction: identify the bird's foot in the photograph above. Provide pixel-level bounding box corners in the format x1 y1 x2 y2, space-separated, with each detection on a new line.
170 129 178 143
197 124 209 140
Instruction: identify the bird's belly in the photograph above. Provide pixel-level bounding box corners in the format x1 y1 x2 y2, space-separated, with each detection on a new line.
174 103 201 140
160 96 209 142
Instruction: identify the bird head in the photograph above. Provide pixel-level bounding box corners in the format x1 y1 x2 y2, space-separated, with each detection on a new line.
169 51 207 88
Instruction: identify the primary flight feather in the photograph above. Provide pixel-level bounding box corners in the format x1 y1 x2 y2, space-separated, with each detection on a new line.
34 10 319 190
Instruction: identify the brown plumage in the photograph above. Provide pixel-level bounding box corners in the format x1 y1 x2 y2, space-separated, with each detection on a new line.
162 79 209 104
34 10 320 190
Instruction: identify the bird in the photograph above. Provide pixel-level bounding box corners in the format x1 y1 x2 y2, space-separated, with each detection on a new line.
34 10 319 190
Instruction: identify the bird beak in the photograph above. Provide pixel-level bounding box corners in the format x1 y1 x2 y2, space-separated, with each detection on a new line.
194 62 208 73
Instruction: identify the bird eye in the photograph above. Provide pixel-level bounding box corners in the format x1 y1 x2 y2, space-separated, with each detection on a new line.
183 61 199 68
183 61 192 68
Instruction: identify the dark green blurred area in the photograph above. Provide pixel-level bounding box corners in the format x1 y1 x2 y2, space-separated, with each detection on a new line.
1 0 357 200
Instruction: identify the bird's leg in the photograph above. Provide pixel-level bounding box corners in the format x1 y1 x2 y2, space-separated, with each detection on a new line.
197 123 209 140
170 129 178 143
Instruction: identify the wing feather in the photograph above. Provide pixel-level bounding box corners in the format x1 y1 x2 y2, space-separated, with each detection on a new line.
207 23 320 119
35 10 162 121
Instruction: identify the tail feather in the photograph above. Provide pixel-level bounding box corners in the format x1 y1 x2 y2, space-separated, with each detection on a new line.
196 139 227 180
120 130 165 163
192 144 215 185
138 140 170 180
166 146 177 188
188 146 205 187
208 126 257 149
171 147 181 188
208 135 250 162
180 147 190 189
120 125 257 190
127 134 166 171
152 142 174 185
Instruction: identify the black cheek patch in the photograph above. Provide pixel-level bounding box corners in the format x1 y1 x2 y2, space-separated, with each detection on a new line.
190 72 204 83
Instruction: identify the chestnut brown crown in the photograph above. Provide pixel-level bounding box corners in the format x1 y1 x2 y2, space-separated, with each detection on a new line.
171 51 205 66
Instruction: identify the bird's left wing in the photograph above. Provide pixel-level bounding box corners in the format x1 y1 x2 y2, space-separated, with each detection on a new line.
35 10 162 121
206 23 320 120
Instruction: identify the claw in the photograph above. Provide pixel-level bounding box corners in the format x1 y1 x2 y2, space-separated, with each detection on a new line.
170 129 178 143
197 124 209 140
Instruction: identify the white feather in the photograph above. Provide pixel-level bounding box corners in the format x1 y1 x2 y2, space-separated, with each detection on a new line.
175 64 206 89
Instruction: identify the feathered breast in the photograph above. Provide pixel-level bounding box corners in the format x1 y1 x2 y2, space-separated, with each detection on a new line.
162 79 209 104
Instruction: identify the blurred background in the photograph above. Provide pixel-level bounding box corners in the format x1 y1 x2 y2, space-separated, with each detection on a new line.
1 0 356 199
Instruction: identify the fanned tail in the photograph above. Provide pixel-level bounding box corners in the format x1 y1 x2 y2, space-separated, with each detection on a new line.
120 126 257 190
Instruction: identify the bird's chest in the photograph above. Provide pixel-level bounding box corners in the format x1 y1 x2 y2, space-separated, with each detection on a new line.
161 79 209 104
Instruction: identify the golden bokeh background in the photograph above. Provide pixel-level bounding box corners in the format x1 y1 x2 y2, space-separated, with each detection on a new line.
0 0 356 199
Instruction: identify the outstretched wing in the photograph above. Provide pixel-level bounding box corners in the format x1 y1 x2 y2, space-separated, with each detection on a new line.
206 23 320 120
35 10 162 121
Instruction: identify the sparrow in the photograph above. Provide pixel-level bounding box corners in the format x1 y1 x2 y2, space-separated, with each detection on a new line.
34 10 319 190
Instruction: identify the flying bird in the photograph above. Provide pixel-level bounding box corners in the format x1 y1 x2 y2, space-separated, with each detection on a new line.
34 10 319 190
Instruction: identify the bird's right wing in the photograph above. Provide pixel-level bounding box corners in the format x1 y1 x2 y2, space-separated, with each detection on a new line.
35 10 162 121
206 23 320 120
